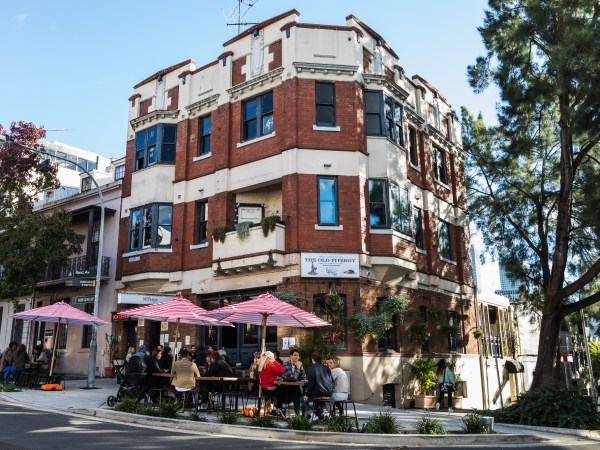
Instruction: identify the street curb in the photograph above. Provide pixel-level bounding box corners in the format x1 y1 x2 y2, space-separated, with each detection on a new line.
88 408 547 447
495 423 600 439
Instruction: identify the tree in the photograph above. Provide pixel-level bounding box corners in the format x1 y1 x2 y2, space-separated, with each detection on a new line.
465 0 600 389
0 121 84 300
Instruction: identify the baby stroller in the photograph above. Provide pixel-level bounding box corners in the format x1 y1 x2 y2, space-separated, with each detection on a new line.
106 356 148 407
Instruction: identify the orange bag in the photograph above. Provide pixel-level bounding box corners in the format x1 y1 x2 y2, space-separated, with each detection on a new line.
41 383 63 391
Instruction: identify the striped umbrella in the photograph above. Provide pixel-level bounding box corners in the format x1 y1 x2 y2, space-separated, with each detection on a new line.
119 297 231 364
13 301 108 376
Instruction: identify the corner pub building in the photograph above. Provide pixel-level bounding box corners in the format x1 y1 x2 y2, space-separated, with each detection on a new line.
114 9 477 407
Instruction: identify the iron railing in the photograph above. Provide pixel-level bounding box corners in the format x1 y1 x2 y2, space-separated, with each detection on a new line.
37 255 110 283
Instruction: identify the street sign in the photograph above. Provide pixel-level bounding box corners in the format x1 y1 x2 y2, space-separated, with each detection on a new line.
65 279 96 287
66 268 97 278
73 295 95 304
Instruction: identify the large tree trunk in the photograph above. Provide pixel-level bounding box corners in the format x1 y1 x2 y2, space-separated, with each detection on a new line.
529 305 563 390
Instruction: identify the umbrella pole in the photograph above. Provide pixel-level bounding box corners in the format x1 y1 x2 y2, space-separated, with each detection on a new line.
49 320 60 377
258 314 268 400
172 319 180 369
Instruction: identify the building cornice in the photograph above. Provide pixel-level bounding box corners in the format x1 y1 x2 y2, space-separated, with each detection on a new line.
405 107 425 126
227 67 285 99
185 94 220 118
293 62 359 76
362 74 409 101
130 109 180 131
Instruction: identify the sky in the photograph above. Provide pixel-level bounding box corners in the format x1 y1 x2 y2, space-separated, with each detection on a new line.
1 0 502 288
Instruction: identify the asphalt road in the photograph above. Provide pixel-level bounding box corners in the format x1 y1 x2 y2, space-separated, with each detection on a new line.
0 403 597 450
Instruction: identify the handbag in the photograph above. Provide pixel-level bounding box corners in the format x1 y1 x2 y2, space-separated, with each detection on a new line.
441 382 455 393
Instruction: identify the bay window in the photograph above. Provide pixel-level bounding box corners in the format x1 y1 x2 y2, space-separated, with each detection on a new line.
128 203 173 250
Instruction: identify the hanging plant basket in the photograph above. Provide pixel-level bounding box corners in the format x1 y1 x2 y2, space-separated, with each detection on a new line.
212 226 228 243
325 292 344 312
261 215 281 237
235 221 253 240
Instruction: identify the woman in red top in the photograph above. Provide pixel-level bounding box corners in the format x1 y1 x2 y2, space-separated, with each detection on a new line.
258 351 284 390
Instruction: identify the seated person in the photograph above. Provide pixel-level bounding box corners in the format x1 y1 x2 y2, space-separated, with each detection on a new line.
32 345 49 374
258 351 284 417
325 356 349 415
125 354 147 387
299 351 333 422
275 348 306 414
160 346 173 371
9 344 30 383
146 349 168 400
198 351 235 410
171 348 200 403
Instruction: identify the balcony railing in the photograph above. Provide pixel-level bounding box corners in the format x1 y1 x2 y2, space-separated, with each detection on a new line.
212 223 285 274
37 255 110 284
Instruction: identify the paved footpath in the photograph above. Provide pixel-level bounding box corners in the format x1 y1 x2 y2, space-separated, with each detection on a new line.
1 377 599 447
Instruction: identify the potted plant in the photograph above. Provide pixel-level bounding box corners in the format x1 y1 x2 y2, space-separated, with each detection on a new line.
261 215 281 237
408 355 438 409
212 226 228 243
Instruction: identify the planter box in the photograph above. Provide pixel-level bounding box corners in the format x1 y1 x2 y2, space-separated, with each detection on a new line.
414 394 437 409
442 396 463 409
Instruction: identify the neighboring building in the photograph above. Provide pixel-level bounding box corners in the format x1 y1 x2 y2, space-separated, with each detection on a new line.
495 262 522 301
115 10 474 406
0 148 125 376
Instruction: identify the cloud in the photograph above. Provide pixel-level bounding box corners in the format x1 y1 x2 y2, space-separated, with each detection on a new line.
14 14 29 27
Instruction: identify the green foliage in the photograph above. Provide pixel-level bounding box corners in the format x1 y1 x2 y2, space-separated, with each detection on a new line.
349 294 407 344
348 313 375 343
212 226 228 243
590 340 600 380
325 415 355 432
114 396 141 414
473 328 484 340
137 405 160 417
218 411 242 425
185 411 208 422
158 401 179 418
0 383 19 392
362 410 401 434
271 290 300 306
408 355 438 395
297 342 335 368
410 321 430 344
462 413 492 434
325 292 344 312
414 415 446 435
490 387 600 430
248 414 277 428
287 414 313 430
261 215 280 237
235 221 253 240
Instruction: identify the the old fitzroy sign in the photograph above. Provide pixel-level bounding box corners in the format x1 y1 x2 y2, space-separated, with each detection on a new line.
300 253 360 278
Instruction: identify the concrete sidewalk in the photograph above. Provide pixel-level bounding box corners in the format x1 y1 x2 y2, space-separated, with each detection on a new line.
1 377 598 446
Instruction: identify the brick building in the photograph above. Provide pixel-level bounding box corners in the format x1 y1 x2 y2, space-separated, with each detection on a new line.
116 10 476 406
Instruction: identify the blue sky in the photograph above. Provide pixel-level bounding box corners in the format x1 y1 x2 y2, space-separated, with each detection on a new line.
1 0 498 158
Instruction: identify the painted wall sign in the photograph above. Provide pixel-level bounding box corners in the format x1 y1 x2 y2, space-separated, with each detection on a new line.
65 279 96 287
111 312 137 322
117 292 173 305
300 253 360 278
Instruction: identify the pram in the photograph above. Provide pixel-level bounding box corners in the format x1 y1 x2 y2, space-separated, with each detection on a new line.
106 357 148 407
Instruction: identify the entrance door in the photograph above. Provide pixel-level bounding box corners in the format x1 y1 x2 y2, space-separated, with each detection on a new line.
124 321 137 351
148 321 161 352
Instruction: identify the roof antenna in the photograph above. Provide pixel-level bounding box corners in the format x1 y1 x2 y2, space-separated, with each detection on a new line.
225 0 259 35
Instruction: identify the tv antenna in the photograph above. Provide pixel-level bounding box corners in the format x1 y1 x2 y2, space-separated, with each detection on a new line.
225 0 259 35
46 129 74 142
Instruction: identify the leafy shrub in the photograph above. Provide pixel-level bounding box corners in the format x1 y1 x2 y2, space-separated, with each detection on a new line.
114 396 141 414
137 405 160 417
249 414 277 428
326 415 355 432
0 382 19 392
156 401 178 418
462 413 491 434
218 411 242 425
414 415 446 434
362 410 401 434
287 414 313 430
408 355 438 395
490 387 600 430
186 411 208 422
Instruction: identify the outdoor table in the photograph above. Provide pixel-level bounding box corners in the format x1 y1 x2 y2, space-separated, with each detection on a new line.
274 380 307 386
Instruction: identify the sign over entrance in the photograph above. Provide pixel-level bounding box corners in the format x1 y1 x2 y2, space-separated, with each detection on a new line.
300 253 360 278
117 292 173 305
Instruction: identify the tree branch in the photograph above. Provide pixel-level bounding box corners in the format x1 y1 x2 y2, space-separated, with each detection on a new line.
557 258 600 300
560 290 600 317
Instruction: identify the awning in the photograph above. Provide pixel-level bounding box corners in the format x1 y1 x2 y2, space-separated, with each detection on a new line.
505 358 524 373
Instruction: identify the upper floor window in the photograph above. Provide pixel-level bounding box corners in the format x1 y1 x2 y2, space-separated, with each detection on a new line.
414 207 424 250
317 176 338 225
409 127 418 166
368 179 411 235
128 203 173 250
81 177 93 192
438 220 453 261
196 201 208 244
91 218 100 263
447 311 461 353
432 146 448 184
365 90 404 145
243 91 273 141
198 115 211 156
134 124 176 171
81 303 94 348
114 164 125 180
315 82 335 127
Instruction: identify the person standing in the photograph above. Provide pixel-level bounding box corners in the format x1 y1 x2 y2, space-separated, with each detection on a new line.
325 357 349 415
299 352 333 422
435 358 456 412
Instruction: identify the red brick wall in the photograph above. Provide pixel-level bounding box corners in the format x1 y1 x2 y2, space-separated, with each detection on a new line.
139 98 152 117
385 67 394 82
232 56 247 86
167 86 179 111
268 40 282 71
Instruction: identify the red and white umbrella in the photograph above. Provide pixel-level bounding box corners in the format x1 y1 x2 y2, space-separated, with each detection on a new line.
13 301 108 375
119 297 231 364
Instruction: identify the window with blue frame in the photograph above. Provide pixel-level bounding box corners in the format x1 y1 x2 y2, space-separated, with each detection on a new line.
369 179 411 235
134 124 176 171
365 90 404 146
128 203 173 250
243 91 273 141
114 164 125 180
198 115 211 156
317 176 338 225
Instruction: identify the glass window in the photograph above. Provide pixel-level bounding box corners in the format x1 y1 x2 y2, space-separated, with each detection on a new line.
390 182 401 230
91 218 100 264
399 187 411 235
87 160 97 172
65 154 77 170
377 297 397 352
128 204 173 250
317 176 338 225
433 146 448 184
58 323 68 349
447 311 461 352
114 164 125 180
409 127 418 166
198 115 211 156
134 124 176 170
316 82 335 127
368 179 388 227
414 207 424 249
243 92 273 141
365 90 383 135
81 303 94 348
438 220 453 260
314 293 347 350
196 201 208 244
81 177 93 192
366 90 403 144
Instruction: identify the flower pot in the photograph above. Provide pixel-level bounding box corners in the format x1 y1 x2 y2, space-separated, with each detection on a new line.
414 394 437 409
104 367 114 378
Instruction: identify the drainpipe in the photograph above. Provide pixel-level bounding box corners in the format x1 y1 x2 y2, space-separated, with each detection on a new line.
474 288 488 410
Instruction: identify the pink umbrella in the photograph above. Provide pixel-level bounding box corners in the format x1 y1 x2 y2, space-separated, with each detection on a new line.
13 301 108 376
119 297 231 363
